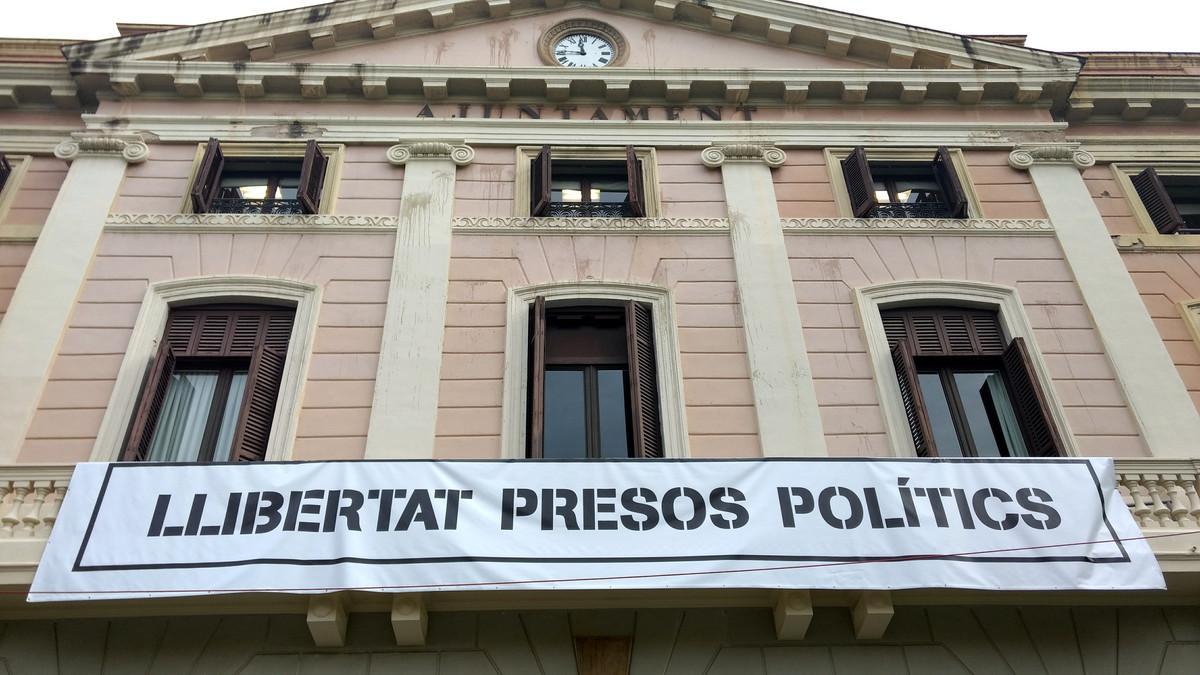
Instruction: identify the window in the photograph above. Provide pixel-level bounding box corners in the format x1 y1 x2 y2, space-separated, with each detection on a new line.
527 298 662 458
190 139 329 215
528 146 649 218
1130 168 1200 234
840 146 968 219
122 304 295 463
884 307 1063 457
0 153 11 195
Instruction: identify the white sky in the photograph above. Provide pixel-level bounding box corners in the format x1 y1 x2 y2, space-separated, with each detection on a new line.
5 0 1198 52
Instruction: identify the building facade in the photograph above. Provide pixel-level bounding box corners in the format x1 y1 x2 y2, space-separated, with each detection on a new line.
0 1 1198 672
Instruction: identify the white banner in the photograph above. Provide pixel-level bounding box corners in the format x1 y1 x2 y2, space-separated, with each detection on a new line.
29 458 1162 601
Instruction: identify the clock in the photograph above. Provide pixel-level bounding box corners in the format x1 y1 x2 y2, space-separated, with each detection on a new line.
553 33 615 68
539 20 628 68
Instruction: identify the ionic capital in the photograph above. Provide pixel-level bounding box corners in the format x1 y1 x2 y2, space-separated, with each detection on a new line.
53 133 150 164
700 143 787 168
1007 144 1095 171
386 141 475 166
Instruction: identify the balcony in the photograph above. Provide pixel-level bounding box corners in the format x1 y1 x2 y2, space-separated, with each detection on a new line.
870 202 955 219
543 202 634 218
208 198 305 215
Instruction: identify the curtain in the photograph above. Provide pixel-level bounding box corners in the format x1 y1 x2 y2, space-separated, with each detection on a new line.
146 372 217 462
211 371 249 462
983 373 1029 457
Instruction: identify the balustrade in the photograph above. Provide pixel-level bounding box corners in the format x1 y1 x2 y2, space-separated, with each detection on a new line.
0 468 71 540
1115 460 1200 529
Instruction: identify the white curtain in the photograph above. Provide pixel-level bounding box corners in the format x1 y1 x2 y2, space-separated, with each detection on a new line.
983 373 1029 457
146 372 217 462
211 372 249 462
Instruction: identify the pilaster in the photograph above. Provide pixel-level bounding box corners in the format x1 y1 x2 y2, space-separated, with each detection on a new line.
1010 144 1200 458
365 142 474 459
0 134 148 462
702 144 827 456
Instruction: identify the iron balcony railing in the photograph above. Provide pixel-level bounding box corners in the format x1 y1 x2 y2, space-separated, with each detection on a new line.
208 198 306 215
544 202 634 218
871 202 954 219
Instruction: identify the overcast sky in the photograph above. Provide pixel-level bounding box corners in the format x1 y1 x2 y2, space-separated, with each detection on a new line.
6 0 1198 52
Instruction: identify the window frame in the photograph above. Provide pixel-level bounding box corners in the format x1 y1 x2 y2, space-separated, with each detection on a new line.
0 153 36 240
825 147 982 219
514 146 660 217
1113 162 1200 239
500 281 689 459
180 141 343 215
91 276 319 462
855 280 1078 458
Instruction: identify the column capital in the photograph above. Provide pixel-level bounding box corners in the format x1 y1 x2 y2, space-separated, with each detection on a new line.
1008 144 1095 171
53 133 150 164
700 143 787 168
386 141 474 166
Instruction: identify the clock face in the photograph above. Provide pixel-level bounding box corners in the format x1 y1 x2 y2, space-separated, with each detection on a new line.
552 33 616 67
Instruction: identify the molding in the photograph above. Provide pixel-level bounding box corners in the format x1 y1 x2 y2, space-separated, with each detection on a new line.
0 63 78 110
512 145 660 217
53 134 149 164
499 281 690 460
700 144 786 168
1008 144 1096 171
80 114 1068 147
1072 138 1200 163
386 142 475 166
537 18 629 67
1067 76 1200 122
781 218 1052 234
1113 234 1200 252
1180 299 1200 360
824 147 984 219
853 279 1079 458
454 216 727 233
0 129 81 156
105 213 397 232
89 276 321 463
0 225 40 243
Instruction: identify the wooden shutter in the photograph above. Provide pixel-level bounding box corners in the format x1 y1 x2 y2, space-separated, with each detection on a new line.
1130 167 1185 234
121 341 177 461
625 301 663 458
190 138 225 214
230 346 287 462
1001 337 1063 457
626 146 646 217
527 296 547 458
891 340 936 457
297 140 329 214
932 146 968 219
841 147 876 218
882 308 1005 357
0 153 11 194
530 145 552 217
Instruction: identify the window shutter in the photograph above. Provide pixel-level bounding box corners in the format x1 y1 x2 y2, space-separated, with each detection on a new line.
530 145 552 217
190 138 224 214
882 308 1005 357
932 146 968 219
121 341 177 461
0 152 11 194
625 146 646 218
1130 167 1185 234
297 140 329 215
890 340 936 457
1001 337 1063 457
527 296 547 457
230 345 287 462
625 301 664 458
841 147 876 218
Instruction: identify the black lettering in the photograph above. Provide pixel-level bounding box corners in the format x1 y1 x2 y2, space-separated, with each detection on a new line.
898 478 920 527
1017 487 1061 530
595 488 618 531
818 486 864 529
502 488 538 530
556 105 578 119
664 106 683 120
519 104 542 119
777 486 814 527
973 488 1019 530
541 488 580 531
283 490 304 531
457 104 470 118
220 492 242 535
255 491 284 534
239 491 260 535
736 105 757 120
370 489 394 532
395 489 438 531
662 487 705 530
620 487 659 531
147 494 170 537
708 487 749 529
622 106 650 120
590 107 609 120
923 487 952 528
952 488 976 529
443 489 472 530
697 105 722 121
416 104 435 118
184 493 207 536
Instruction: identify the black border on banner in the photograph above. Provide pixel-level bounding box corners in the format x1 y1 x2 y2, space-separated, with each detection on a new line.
71 458 1131 572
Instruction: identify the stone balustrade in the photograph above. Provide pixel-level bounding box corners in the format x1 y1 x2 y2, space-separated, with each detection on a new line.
1114 459 1200 530
0 466 72 541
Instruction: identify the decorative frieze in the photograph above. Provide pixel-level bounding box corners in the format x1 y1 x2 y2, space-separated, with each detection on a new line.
105 213 398 230
781 218 1054 233
700 144 787 168
453 217 729 233
53 134 150 164
1008 144 1096 171
386 142 475 166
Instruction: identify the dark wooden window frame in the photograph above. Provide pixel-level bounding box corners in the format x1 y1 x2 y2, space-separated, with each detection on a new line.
527 298 663 459
190 138 329 215
0 152 13 195
530 146 647 218
122 304 295 463
841 146 968 219
883 306 1063 458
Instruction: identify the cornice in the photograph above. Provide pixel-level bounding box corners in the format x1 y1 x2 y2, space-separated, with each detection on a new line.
1072 137 1200 163
1008 144 1096 171
60 0 1079 73
781 218 1054 234
1066 75 1200 122
0 127 83 155
700 144 786 167
82 114 1067 148
105 213 399 232
0 63 78 109
453 217 729 233
70 60 1077 106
